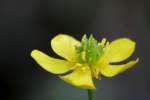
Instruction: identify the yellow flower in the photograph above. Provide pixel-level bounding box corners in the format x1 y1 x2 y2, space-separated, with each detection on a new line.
31 34 139 90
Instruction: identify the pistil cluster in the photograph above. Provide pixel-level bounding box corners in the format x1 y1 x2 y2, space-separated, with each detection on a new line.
75 35 104 65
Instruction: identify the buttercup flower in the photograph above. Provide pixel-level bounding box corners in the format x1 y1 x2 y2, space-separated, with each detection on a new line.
31 34 139 89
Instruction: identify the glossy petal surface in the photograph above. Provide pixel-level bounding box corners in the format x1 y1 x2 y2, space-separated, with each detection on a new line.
100 58 139 77
105 38 135 62
31 50 75 74
51 34 80 62
60 64 95 89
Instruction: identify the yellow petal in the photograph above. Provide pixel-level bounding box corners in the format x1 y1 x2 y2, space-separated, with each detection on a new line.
105 38 135 62
31 50 75 74
51 34 81 62
100 58 139 77
59 65 95 89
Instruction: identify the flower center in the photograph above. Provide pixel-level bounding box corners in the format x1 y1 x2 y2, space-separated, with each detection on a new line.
75 34 104 65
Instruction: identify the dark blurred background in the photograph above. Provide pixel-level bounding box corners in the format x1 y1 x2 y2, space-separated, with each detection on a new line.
0 0 149 100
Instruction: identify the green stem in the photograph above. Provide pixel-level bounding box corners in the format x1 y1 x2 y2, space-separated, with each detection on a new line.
87 89 94 100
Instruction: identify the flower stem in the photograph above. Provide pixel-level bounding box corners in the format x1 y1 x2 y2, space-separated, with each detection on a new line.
87 89 94 100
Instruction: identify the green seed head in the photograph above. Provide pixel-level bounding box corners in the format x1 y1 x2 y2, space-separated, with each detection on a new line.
75 34 104 65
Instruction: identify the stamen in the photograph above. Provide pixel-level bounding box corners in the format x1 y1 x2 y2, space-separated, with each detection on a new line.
81 67 87 72
101 38 107 46
106 42 109 46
